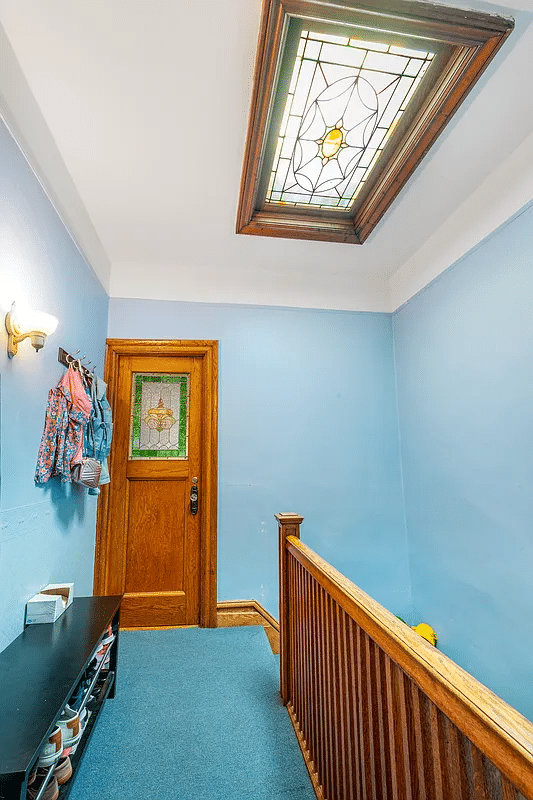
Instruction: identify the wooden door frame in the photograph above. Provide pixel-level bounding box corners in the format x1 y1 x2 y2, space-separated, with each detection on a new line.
93 339 218 628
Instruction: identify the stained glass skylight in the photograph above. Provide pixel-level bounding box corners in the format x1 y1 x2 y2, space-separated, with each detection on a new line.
237 0 513 244
265 31 434 210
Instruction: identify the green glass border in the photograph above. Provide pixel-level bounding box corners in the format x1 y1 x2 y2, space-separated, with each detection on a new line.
130 373 189 459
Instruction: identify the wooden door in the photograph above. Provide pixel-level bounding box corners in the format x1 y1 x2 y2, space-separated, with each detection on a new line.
94 340 218 629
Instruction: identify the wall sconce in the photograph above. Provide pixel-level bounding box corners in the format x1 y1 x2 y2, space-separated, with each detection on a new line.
5 302 58 357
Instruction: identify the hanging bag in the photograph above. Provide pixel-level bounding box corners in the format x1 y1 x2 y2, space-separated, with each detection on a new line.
71 456 102 488
72 372 102 488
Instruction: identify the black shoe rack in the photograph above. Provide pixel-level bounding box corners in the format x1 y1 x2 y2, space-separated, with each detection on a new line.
0 595 122 800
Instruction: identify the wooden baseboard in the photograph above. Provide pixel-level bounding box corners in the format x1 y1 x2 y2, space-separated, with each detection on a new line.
120 624 198 631
287 703 324 800
216 600 280 653
216 600 279 630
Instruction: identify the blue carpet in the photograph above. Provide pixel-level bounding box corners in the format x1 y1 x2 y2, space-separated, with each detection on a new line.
68 626 315 799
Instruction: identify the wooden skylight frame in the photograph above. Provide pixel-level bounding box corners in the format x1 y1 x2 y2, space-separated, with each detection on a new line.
236 0 513 244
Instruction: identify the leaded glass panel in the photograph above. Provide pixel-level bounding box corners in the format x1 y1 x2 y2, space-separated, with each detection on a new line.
266 30 434 210
130 373 189 459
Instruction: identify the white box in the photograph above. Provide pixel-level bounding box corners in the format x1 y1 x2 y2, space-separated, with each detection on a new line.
25 583 74 625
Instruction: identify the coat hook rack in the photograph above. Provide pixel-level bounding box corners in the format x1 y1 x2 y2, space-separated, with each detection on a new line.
58 347 94 379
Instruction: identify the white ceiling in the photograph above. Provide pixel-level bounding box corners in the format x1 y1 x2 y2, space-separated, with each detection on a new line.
0 0 532 312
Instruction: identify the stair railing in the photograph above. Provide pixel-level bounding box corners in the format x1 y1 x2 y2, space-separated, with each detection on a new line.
277 513 533 800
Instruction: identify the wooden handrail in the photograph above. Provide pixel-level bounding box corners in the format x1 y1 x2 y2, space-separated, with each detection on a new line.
277 513 533 800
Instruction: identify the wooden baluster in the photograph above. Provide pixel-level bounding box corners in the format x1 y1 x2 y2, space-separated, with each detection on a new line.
294 560 301 714
362 632 378 799
428 700 445 800
298 560 306 720
300 562 310 741
322 592 334 799
471 743 489 800
328 597 343 800
371 641 389 800
321 592 332 797
295 559 302 716
292 556 299 711
347 616 363 800
288 554 295 708
318 584 329 797
501 775 520 800
376 646 395 800
396 666 413 800
340 609 357 800
409 681 428 800
334 603 351 800
314 580 325 794
356 624 372 798
308 574 319 773
442 716 468 800
298 564 305 726
483 755 509 800
276 513 303 706
306 569 318 775
384 653 400 800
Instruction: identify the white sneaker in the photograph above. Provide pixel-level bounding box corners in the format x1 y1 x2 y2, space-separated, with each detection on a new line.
57 706 81 751
37 725 63 767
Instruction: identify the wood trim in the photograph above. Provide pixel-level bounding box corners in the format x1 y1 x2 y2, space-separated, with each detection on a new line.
236 0 286 233
216 600 279 631
120 624 198 631
287 702 325 800
93 339 218 629
354 36 509 243
236 0 513 245
217 601 280 654
286 534 533 799
239 213 361 244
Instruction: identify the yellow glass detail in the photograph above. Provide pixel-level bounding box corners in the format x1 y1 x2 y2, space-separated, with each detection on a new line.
322 128 343 158
145 397 176 433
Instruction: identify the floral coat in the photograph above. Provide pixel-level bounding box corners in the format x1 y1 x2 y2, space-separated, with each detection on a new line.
35 367 92 484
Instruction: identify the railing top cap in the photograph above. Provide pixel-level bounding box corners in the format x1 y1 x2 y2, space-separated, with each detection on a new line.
275 513 304 524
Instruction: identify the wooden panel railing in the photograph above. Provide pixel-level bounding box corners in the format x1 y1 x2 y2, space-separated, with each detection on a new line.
276 513 533 800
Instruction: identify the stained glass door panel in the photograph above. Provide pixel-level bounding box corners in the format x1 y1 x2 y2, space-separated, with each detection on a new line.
130 373 189 459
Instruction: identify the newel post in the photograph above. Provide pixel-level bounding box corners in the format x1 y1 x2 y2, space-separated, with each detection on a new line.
276 512 304 705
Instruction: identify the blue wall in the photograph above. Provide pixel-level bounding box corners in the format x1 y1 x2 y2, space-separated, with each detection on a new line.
3 84 531 725
2 95 532 724
0 118 109 651
393 202 533 720
109 299 411 619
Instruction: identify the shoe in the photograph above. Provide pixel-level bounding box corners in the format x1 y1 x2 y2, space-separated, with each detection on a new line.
37 726 62 767
95 636 115 666
85 691 100 712
27 772 59 800
100 625 114 647
69 675 92 709
85 657 98 679
53 756 72 785
57 706 81 751
78 705 89 733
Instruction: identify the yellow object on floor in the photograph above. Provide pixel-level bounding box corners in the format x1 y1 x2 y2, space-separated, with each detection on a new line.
412 622 437 646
